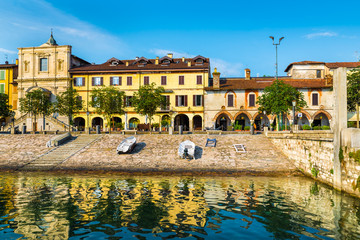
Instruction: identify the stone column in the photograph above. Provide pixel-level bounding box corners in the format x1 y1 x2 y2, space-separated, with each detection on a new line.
125 113 128 130
189 118 193 132
333 67 347 191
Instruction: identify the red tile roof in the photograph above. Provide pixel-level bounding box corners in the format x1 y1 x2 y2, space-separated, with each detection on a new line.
325 62 360 68
69 56 210 73
205 77 331 91
284 61 325 72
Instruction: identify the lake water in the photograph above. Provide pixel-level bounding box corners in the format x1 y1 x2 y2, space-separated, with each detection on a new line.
0 172 359 239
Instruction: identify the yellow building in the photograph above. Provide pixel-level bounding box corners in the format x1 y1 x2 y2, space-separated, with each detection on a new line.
0 61 18 125
70 54 210 132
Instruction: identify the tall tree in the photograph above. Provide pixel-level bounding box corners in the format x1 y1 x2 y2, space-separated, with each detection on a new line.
132 83 166 133
347 68 360 128
19 89 52 131
54 88 83 131
90 86 125 133
0 93 12 120
257 80 307 130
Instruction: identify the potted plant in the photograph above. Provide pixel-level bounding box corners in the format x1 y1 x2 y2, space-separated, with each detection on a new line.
152 123 160 131
244 126 250 131
161 119 169 131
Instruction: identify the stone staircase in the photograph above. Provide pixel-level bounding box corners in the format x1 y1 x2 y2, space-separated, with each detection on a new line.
19 134 102 171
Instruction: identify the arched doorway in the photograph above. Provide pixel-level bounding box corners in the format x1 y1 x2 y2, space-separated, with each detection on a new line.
129 118 140 130
254 113 269 131
161 115 171 131
174 114 189 131
313 113 330 127
92 117 103 130
193 115 202 131
110 117 122 131
216 113 231 131
74 117 85 131
234 113 250 130
295 113 310 129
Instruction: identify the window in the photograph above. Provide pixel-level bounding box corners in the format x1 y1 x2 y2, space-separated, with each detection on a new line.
125 96 133 107
316 70 321 78
312 92 319 106
161 95 170 110
193 95 203 106
161 76 167 85
196 75 202 85
228 94 234 107
249 94 256 107
40 58 48 71
74 77 85 86
176 95 187 107
92 77 103 86
179 76 184 85
0 83 4 93
110 76 121 86
144 76 149 85
0 70 5 80
127 76 132 86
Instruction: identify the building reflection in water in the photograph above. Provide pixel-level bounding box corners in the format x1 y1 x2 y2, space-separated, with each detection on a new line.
0 173 359 239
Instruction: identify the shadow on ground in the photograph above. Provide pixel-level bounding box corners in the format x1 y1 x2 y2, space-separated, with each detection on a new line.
131 142 146 154
194 146 203 159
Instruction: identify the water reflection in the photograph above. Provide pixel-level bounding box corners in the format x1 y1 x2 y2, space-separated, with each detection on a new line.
0 173 359 239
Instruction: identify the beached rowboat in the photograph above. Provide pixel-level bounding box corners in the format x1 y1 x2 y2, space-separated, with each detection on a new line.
178 140 195 159
117 136 137 154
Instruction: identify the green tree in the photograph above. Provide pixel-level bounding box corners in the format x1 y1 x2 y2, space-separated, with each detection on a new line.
90 86 125 133
0 93 12 119
347 68 360 128
257 80 307 130
132 83 166 133
19 89 52 131
54 88 83 131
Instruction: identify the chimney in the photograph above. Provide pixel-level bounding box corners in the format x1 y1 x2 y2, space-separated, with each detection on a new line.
126 61 129 66
182 57 185 62
5 61 8 64
187 61 191 67
245 68 251 80
213 68 221 89
135 56 139 60
155 56 159 65
167 53 173 59
16 59 18 65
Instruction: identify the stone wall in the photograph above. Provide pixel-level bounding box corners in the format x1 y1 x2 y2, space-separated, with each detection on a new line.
267 130 360 198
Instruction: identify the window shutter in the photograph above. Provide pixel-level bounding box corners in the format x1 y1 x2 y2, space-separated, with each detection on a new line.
119 77 122 86
175 95 178 106
73 78 77 86
249 94 255 107
313 93 318 105
193 95 196 106
166 96 170 107
202 95 204 106
185 95 188 106
92 77 95 86
110 77 113 86
228 95 233 107
161 76 166 85
82 77 85 86
197 75 202 85
100 77 104 86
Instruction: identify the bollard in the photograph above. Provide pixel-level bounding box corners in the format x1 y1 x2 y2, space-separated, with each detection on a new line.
22 125 27 134
169 126 173 135
179 125 183 135
96 125 101 134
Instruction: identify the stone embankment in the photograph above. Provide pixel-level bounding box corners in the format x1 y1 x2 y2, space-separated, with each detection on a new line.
0 134 296 175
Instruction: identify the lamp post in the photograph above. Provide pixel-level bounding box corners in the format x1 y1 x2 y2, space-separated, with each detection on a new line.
292 100 296 131
269 36 284 80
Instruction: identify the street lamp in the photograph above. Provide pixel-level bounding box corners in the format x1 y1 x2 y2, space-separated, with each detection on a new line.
269 36 284 80
292 100 297 127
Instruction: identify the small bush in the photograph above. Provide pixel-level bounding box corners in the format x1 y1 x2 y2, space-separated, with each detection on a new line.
311 167 319 178
322 125 330 130
330 169 334 174
302 124 311 130
339 147 344 162
313 126 321 130
349 150 360 163
244 126 250 130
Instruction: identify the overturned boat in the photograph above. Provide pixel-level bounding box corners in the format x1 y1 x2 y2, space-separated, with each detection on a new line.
117 136 137 154
178 140 195 159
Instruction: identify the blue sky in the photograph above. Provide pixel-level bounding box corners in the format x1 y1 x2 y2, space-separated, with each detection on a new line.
1 0 360 77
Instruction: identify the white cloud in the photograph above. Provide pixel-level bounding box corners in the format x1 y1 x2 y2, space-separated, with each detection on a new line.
211 58 243 77
149 49 194 58
0 48 17 54
305 31 338 39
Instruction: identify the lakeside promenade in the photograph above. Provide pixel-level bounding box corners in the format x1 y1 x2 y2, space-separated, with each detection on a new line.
0 134 297 174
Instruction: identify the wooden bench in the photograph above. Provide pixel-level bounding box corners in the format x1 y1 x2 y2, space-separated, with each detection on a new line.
122 130 138 135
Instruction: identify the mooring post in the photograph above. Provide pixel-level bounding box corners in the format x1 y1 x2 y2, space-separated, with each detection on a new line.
333 67 347 191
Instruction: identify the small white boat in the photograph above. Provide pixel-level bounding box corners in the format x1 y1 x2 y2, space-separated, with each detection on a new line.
117 136 137 154
178 140 195 159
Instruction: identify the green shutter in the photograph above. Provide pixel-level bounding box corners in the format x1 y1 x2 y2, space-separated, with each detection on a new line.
0 70 5 80
0 84 5 93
